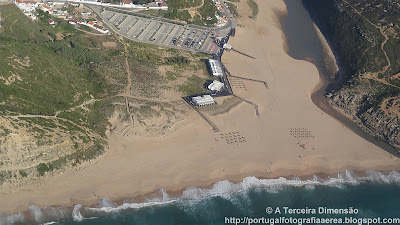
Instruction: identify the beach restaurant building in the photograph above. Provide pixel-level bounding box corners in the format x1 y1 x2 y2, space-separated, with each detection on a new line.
207 59 224 77
208 80 224 92
192 95 216 106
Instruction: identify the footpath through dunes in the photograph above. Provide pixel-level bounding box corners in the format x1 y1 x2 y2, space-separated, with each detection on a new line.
1 0 400 214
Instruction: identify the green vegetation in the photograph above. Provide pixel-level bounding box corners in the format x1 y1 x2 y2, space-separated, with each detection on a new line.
305 0 400 80
166 71 181 81
0 4 121 175
125 42 165 98
164 9 192 22
166 56 190 65
384 38 400 78
0 4 48 41
0 40 105 115
103 0 152 4
303 0 400 149
37 163 54 176
37 9 75 35
247 0 258 19
0 128 11 137
194 0 219 26
142 0 219 26
19 170 28 177
179 75 211 96
0 3 214 181
127 41 162 64
0 171 12 185
165 0 203 9
226 2 240 18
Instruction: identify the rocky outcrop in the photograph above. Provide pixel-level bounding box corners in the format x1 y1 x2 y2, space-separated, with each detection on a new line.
327 81 400 150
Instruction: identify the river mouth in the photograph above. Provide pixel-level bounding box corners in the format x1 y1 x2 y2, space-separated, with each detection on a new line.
278 0 399 156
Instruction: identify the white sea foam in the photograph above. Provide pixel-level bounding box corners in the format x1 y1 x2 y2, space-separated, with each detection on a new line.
143 189 171 203
71 169 400 220
72 204 84 222
161 189 171 202
41 222 58 225
85 199 177 213
29 205 44 223
0 212 25 225
364 170 400 183
43 206 69 222
95 198 118 208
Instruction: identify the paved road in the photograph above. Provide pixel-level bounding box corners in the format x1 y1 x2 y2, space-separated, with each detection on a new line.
51 0 234 31
99 5 234 32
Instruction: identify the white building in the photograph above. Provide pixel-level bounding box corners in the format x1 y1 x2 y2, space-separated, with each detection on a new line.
78 20 109 34
154 0 168 10
81 11 91 16
48 18 55 26
68 19 77 25
14 0 40 18
208 80 224 92
192 95 215 106
207 59 224 77
223 43 232 50
41 5 53 14
14 0 39 9
121 0 131 5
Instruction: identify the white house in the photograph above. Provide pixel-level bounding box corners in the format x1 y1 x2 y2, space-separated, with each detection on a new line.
207 59 224 77
78 20 109 34
48 18 55 26
192 95 216 106
41 5 54 14
14 0 39 13
208 80 224 92
68 19 77 25
81 11 91 16
154 0 168 10
121 0 131 5
223 43 232 50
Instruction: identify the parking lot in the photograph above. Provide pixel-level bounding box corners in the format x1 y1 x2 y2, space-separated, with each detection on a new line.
101 10 221 54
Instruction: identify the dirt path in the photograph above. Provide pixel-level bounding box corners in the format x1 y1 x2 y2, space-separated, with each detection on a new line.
4 114 102 140
343 0 397 88
123 44 135 131
178 0 204 11
75 27 108 36
54 98 103 117
117 94 174 103
9 17 19 33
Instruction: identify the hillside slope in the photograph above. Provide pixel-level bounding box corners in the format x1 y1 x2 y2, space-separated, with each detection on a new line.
0 3 119 186
0 3 213 190
303 0 400 151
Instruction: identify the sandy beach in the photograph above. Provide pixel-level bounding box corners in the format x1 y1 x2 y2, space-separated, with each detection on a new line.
1 0 399 213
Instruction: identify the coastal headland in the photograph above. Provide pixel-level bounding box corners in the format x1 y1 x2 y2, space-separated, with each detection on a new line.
0 0 399 214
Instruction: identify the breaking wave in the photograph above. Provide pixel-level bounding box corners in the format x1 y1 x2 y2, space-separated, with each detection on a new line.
1 170 400 225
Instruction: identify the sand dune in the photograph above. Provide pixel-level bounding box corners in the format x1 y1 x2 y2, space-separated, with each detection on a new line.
0 0 399 212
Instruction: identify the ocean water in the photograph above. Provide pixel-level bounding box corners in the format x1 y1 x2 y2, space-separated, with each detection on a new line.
2 170 400 225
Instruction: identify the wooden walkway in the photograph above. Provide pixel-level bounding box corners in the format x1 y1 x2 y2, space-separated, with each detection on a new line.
181 98 220 132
